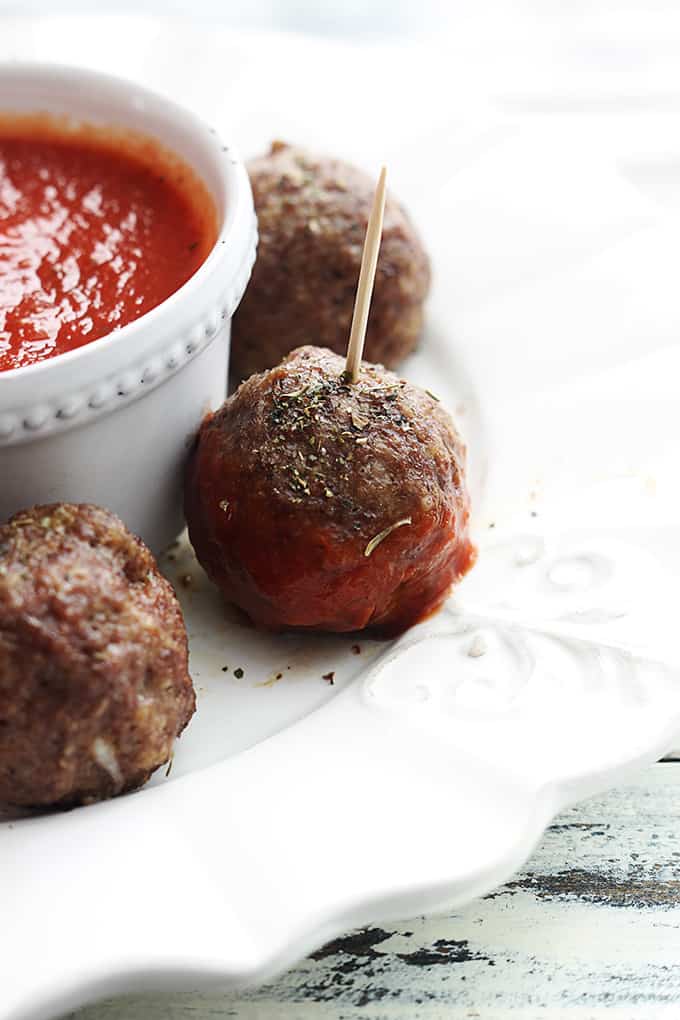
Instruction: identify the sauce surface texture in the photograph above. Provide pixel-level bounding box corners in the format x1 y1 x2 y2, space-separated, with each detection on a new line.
0 123 217 371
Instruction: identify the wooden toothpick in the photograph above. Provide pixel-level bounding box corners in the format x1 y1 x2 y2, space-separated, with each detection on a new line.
344 166 387 384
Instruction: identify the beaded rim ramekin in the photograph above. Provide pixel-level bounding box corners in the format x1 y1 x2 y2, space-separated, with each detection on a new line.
0 63 257 447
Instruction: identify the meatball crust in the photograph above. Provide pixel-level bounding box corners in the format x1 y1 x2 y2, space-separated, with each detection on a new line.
0 503 195 808
186 346 475 636
231 142 431 381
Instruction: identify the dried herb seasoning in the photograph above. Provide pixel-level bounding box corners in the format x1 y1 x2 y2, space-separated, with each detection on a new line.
364 517 412 558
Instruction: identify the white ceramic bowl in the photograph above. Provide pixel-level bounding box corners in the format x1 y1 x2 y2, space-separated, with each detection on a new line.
0 64 257 551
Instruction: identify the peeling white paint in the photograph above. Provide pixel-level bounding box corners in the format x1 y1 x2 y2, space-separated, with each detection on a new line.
70 766 680 1020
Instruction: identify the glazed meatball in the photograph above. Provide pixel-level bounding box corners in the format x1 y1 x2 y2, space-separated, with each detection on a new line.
186 346 475 636
230 142 431 381
0 504 195 808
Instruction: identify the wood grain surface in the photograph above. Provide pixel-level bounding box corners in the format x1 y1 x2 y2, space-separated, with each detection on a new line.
65 763 680 1020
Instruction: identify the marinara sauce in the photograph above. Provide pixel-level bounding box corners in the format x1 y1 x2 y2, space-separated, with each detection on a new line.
0 118 217 372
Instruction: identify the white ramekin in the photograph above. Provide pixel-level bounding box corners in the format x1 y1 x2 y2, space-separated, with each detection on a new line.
0 64 257 551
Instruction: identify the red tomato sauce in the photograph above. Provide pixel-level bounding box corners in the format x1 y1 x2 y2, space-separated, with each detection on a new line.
0 119 218 372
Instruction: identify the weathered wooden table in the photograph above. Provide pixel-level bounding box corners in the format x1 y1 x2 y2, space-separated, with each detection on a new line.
66 761 680 1020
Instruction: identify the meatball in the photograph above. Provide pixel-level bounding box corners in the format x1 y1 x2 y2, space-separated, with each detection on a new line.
230 142 431 381
186 346 475 636
0 503 195 808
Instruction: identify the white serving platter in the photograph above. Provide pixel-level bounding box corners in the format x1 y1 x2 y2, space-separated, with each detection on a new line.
2 16 680 1020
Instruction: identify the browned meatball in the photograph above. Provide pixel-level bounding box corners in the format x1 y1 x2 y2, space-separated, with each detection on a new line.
0 504 195 809
230 142 431 381
186 346 475 637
